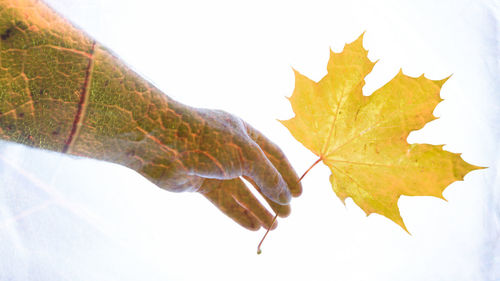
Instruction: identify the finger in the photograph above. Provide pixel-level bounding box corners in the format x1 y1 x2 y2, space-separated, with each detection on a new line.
243 176 291 218
242 141 291 205
229 177 278 230
244 123 302 197
200 178 277 231
200 178 278 230
200 179 260 231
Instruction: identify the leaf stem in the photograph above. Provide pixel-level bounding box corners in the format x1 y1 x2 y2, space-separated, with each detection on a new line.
257 207 280 255
298 157 322 182
256 157 323 254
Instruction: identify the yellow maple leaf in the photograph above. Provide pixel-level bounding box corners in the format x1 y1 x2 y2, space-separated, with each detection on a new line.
280 33 483 231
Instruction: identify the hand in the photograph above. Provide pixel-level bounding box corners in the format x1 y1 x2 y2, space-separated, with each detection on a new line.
198 109 302 230
0 0 301 231
152 108 302 230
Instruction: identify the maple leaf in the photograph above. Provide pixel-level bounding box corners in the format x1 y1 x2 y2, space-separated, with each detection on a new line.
280 33 483 231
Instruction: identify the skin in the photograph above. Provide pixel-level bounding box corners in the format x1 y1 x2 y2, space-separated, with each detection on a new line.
0 0 302 230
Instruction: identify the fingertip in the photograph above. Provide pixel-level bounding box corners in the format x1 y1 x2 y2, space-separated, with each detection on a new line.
239 210 261 231
286 171 302 197
278 188 292 204
291 182 303 197
275 175 292 204
264 178 291 205
201 178 263 231
277 206 291 218
250 167 291 205
247 224 261 231
262 213 278 231
269 219 278 230
243 176 292 218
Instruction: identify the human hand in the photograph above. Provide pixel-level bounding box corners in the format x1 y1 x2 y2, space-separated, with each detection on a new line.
167 108 302 230
0 0 301 231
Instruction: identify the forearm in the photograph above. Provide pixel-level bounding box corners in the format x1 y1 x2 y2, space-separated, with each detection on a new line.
0 0 199 172
0 1 300 227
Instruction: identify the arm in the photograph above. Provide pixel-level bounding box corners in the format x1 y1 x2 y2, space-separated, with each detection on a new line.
0 0 301 230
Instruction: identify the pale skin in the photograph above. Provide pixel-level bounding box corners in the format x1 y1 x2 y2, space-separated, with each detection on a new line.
0 0 302 230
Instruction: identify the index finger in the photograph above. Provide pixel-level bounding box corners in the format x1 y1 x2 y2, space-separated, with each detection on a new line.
244 123 302 197
241 142 291 204
243 175 292 218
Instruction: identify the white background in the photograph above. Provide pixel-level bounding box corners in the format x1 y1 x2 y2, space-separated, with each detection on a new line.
0 0 499 280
